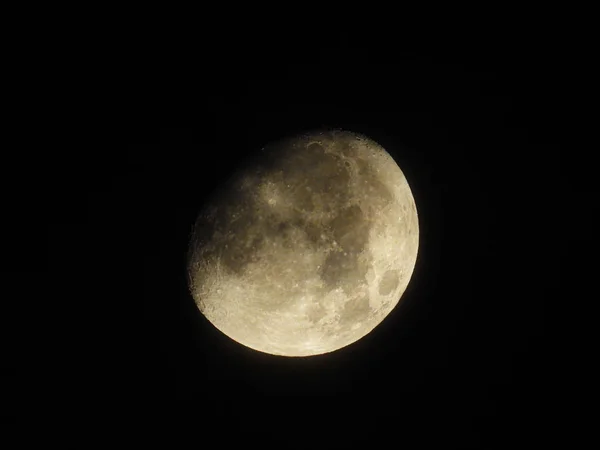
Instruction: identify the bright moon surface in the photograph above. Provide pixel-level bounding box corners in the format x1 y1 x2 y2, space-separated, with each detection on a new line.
187 130 419 356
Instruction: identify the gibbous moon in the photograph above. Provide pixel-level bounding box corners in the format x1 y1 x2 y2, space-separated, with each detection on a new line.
187 130 419 356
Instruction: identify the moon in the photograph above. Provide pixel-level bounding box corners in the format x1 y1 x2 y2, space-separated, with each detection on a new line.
187 129 419 356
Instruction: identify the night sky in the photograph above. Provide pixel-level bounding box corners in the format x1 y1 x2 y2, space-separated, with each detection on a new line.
41 21 580 448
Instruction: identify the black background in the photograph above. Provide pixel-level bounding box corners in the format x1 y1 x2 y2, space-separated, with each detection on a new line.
38 16 584 448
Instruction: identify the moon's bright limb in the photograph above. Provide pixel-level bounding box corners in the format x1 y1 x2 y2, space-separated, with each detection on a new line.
187 130 419 356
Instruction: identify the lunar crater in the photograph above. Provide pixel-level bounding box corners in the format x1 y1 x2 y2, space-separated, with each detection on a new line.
378 270 400 296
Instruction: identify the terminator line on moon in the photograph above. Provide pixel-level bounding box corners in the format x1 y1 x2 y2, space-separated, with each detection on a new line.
187 130 419 356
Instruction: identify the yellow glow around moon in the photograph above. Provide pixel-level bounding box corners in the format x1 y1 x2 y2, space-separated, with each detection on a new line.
188 130 419 356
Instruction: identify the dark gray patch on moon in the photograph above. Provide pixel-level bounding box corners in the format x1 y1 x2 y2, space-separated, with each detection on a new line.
355 157 394 205
277 140 325 174
329 205 370 255
339 291 371 325
304 221 324 245
378 270 400 296
274 221 298 250
293 150 351 203
336 140 354 157
320 250 369 293
291 184 315 212
307 142 324 154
